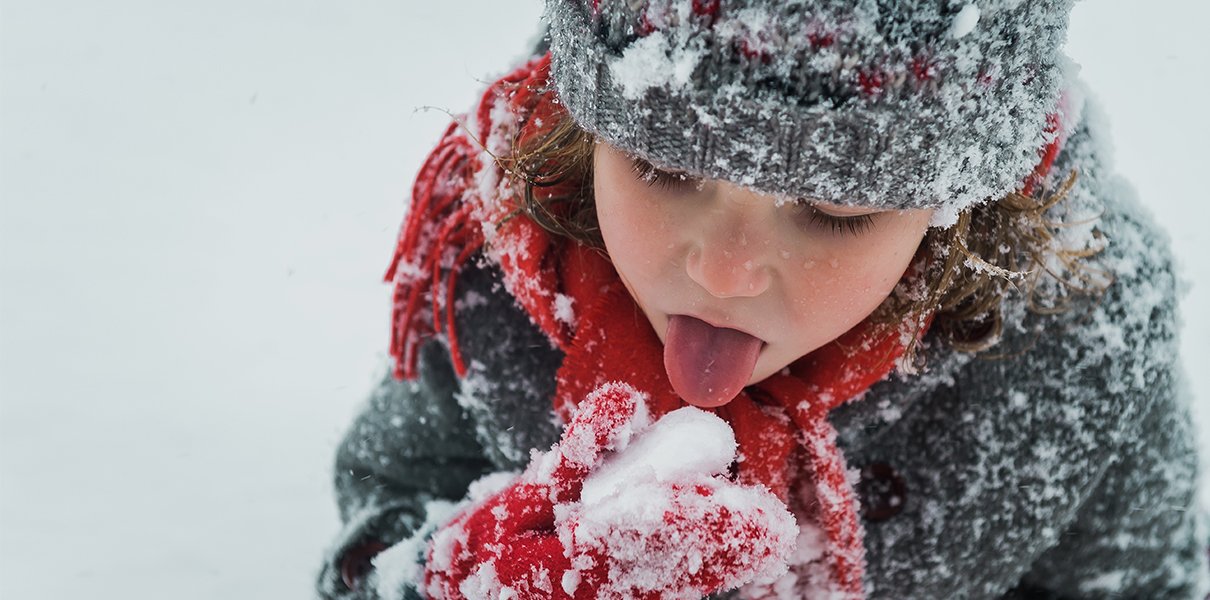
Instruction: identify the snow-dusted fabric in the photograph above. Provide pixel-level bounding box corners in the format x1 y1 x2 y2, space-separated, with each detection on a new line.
315 44 1209 600
546 0 1074 225
422 383 798 599
384 52 932 598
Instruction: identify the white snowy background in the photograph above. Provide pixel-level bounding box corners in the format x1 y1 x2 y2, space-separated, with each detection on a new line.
0 1 1206 598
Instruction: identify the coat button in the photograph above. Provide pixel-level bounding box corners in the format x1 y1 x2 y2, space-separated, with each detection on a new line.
857 462 907 521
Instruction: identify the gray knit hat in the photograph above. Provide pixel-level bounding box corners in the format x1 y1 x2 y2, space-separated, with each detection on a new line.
545 0 1075 223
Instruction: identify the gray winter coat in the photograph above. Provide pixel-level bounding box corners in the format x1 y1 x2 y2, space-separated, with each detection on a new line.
315 90 1209 599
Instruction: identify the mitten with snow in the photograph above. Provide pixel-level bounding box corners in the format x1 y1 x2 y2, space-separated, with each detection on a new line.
422 382 797 599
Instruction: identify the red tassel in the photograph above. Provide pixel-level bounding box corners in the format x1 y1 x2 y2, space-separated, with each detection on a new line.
383 53 555 381
382 120 478 379
1021 109 1066 197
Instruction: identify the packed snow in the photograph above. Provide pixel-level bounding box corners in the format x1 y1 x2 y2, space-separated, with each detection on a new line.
580 406 737 504
407 388 797 598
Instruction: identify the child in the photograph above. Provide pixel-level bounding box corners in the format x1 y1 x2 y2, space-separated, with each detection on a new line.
318 1 1209 598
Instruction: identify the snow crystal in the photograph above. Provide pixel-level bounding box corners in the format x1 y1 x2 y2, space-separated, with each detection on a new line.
558 423 601 470
529 442 562 486
606 30 703 101
1078 570 1126 594
875 398 902 423
950 4 981 40
928 198 963 229
560 569 581 596
1009 390 1028 409
553 293 576 327
739 479 848 600
531 565 553 594
455 289 490 312
459 562 514 600
567 383 650 467
714 7 780 59
374 499 459 600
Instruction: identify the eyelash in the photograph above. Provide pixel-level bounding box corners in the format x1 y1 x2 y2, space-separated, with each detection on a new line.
630 158 696 191
628 157 875 236
797 203 876 236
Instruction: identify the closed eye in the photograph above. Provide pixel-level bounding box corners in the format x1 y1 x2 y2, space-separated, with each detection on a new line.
796 202 877 236
629 157 698 191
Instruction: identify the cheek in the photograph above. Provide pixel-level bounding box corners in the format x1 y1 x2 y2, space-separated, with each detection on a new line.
847 239 920 295
595 182 679 285
788 224 927 319
599 196 655 248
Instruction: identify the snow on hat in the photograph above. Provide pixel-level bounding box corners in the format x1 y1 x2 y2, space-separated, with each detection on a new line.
545 0 1075 224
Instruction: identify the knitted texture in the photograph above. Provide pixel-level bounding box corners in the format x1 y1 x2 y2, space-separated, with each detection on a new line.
546 0 1074 223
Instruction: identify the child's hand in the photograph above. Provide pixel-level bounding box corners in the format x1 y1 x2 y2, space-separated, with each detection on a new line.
422 382 796 599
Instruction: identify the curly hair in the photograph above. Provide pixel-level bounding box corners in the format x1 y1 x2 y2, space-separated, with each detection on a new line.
499 106 1110 358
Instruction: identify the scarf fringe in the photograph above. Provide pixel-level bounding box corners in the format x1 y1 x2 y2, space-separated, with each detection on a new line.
383 56 551 381
383 124 484 380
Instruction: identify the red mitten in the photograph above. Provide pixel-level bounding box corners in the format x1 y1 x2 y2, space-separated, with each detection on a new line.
423 382 797 600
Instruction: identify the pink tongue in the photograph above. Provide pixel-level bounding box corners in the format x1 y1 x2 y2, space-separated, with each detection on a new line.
664 315 763 408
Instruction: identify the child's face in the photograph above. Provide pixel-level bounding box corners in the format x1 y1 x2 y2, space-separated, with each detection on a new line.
593 141 934 387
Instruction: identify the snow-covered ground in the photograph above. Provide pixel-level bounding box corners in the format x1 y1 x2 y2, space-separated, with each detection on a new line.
0 1 1206 598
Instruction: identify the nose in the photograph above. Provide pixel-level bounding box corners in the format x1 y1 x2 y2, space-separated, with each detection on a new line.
685 228 774 298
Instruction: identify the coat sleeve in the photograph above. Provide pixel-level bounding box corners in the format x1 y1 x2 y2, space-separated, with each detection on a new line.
314 339 494 600
315 252 565 599
1012 368 1208 598
1001 171 1210 595
852 99 1209 598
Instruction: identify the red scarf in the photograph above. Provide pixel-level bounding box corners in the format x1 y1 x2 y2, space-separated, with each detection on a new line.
384 53 1065 598
548 243 914 596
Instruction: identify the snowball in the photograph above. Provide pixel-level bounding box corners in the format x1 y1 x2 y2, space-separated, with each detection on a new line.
459 562 513 600
580 407 737 505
